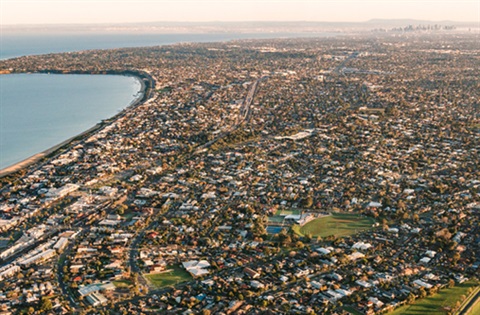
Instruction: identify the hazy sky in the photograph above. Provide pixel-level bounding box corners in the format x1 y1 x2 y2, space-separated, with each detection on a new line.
1 0 479 25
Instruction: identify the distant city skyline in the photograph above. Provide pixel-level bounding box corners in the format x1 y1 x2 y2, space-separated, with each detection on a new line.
1 0 478 26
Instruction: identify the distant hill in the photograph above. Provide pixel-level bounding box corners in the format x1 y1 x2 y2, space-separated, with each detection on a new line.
365 19 475 27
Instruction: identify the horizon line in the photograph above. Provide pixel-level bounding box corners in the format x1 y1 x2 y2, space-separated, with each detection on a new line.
2 18 477 27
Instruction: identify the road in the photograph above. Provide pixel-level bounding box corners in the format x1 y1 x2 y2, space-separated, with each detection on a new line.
128 218 162 291
195 76 265 153
57 240 81 312
332 51 359 75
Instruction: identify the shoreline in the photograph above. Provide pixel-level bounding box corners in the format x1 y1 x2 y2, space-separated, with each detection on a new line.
0 70 154 178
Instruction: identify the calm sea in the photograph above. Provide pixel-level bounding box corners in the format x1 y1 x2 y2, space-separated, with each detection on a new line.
0 32 334 170
0 74 141 169
0 32 329 60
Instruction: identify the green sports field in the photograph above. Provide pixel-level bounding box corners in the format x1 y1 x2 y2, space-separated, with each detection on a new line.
144 265 192 288
468 296 480 315
389 280 479 315
292 213 375 238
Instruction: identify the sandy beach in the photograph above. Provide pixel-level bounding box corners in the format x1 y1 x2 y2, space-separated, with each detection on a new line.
0 153 45 177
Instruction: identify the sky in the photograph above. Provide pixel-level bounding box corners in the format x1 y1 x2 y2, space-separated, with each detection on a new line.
1 0 479 25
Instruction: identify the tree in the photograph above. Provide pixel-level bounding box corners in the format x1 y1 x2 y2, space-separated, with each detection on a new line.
455 301 461 309
419 287 427 299
303 196 314 208
452 252 461 265
436 228 452 241
40 297 53 312
406 293 415 304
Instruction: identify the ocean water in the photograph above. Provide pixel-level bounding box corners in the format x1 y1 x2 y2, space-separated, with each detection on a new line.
0 74 141 169
0 32 328 60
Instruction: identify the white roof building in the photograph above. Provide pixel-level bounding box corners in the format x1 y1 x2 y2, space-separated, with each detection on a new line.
86 292 108 306
356 280 372 288
19 249 56 267
53 237 68 252
413 279 433 289
182 260 211 277
352 242 373 251
250 280 265 289
367 201 382 208
349 252 365 261
316 247 331 255
420 257 431 264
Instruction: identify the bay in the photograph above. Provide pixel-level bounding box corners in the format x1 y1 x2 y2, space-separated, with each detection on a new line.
0 74 141 169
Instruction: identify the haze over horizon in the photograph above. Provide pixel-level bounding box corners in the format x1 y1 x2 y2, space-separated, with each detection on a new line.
1 0 479 26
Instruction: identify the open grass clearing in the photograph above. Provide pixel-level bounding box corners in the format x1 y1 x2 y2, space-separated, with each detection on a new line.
268 216 286 224
144 265 192 288
275 209 301 216
113 280 132 288
292 212 375 238
456 285 480 315
389 280 479 315
466 296 480 315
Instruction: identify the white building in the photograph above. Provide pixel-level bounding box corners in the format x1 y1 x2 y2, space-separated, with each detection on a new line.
19 249 56 267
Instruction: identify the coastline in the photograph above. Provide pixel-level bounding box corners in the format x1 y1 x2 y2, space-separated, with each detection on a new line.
0 70 153 178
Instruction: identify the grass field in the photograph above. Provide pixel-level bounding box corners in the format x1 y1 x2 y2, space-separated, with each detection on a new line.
389 280 479 315
275 209 301 216
268 216 286 224
144 265 192 288
457 285 480 315
113 280 132 288
467 296 480 315
292 213 375 238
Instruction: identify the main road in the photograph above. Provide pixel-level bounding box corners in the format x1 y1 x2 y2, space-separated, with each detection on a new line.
57 239 81 312
195 76 266 153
